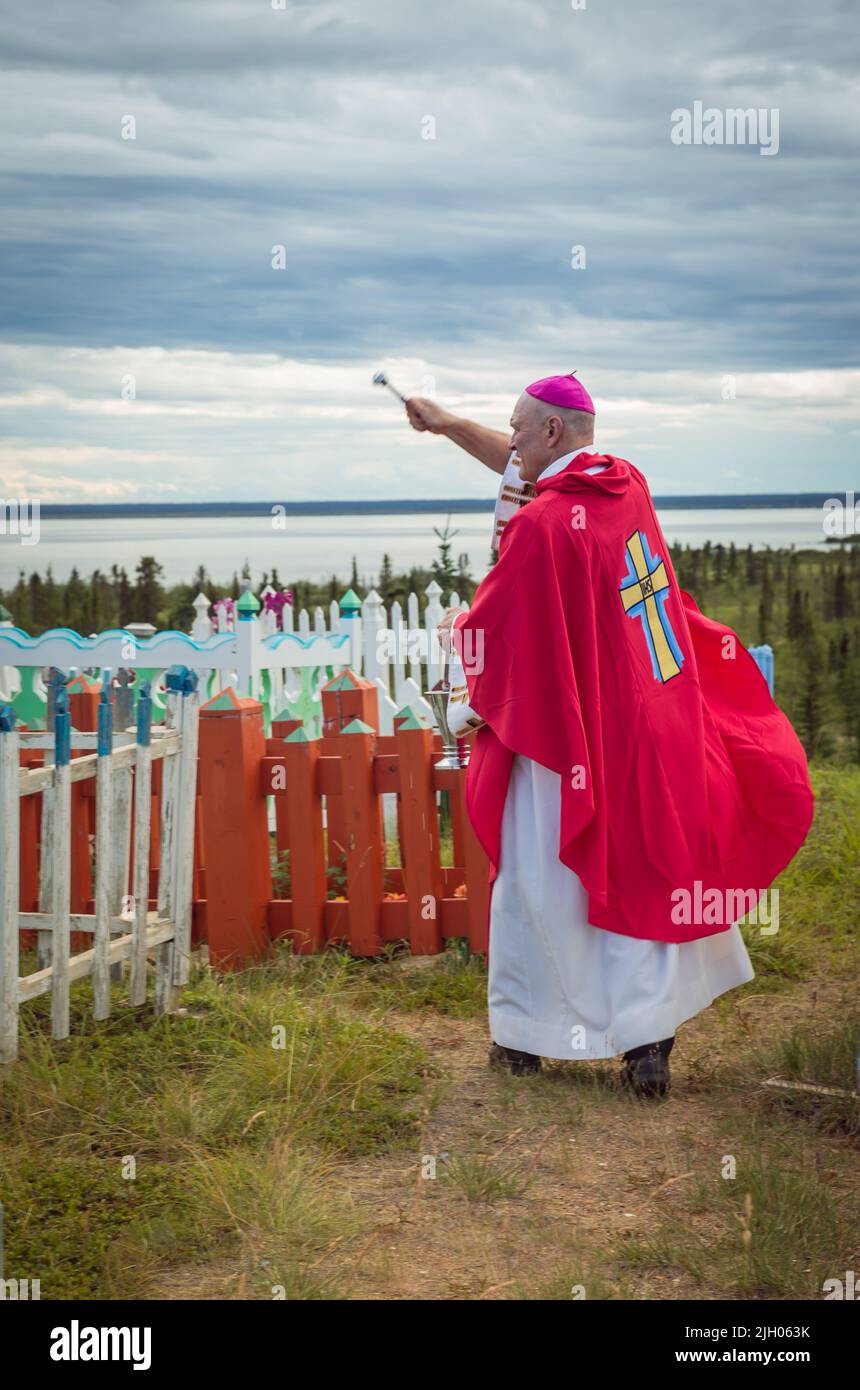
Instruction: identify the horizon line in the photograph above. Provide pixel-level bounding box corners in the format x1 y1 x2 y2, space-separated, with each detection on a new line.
24 491 850 517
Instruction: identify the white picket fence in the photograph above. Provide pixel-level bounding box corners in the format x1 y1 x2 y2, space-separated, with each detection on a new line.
0 666 200 1063
197 579 467 731
0 579 774 745
0 581 468 739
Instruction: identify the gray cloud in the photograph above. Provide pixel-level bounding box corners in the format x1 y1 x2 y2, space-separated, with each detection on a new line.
0 0 857 498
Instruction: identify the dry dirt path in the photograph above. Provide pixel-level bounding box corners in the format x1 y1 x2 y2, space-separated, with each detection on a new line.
322 973 851 1301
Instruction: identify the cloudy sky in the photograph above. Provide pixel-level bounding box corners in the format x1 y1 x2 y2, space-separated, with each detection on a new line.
1 0 858 503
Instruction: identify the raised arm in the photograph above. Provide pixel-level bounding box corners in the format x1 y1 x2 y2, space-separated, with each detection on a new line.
404 396 511 476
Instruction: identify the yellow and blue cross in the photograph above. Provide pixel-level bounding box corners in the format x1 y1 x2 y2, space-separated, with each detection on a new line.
619 530 684 682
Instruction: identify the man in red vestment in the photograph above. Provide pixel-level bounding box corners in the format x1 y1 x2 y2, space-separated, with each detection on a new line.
406 376 814 1096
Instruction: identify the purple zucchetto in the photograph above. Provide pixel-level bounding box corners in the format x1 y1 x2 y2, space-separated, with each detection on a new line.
525 372 595 414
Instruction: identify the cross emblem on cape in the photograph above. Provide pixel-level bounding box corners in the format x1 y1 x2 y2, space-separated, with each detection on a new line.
619 530 684 682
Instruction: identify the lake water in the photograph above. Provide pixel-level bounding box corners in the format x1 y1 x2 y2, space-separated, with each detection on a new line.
0 507 832 591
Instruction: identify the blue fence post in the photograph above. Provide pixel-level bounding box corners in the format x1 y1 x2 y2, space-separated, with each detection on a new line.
0 704 20 1062
747 643 775 697
129 680 153 1008
97 669 113 757
50 685 72 1040
93 671 115 1017
155 665 200 1014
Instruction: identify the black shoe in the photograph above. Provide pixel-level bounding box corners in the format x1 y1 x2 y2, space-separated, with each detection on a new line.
489 1042 542 1076
620 1036 674 1098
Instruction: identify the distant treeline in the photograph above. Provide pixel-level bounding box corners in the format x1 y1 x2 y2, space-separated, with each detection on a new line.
24 492 847 518
2 534 859 762
0 520 475 635
667 541 860 762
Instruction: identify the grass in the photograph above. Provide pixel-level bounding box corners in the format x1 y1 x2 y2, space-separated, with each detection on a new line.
615 1134 850 1299
0 961 435 1298
773 1015 859 1090
440 1153 530 1204
739 1013 860 1141
760 766 860 970
526 1005 860 1300
1 764 857 1300
343 941 488 1020
729 765 860 986
221 937 488 1021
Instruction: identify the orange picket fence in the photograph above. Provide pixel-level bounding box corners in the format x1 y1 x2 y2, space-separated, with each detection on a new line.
13 668 490 973
196 670 490 967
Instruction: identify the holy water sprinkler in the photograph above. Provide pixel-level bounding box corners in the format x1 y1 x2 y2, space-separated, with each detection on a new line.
372 369 408 404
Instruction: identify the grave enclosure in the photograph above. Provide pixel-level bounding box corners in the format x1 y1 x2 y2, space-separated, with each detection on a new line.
0 663 487 1062
0 586 774 1059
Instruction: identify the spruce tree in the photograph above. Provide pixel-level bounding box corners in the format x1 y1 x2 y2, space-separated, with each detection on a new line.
63 568 88 632
714 543 725 585
757 554 774 645
787 588 806 640
28 572 43 630
378 553 394 601
431 516 460 597
11 570 32 632
134 557 165 626
456 550 473 599
42 566 61 630
834 566 850 618
117 569 133 627
845 645 860 762
796 632 833 759
87 569 104 633
784 549 797 610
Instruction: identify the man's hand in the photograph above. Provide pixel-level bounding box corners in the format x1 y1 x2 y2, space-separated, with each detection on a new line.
405 396 456 434
437 606 467 655
405 396 511 475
